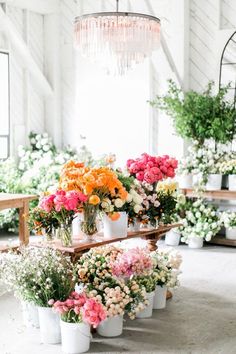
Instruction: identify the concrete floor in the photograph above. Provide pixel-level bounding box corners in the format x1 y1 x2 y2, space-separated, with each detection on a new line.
0 242 236 354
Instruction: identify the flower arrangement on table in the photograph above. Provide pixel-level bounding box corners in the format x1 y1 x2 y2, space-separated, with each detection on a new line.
134 179 178 227
127 153 178 184
179 199 221 243
38 189 87 246
53 291 107 328
0 247 75 306
27 207 59 240
59 160 128 238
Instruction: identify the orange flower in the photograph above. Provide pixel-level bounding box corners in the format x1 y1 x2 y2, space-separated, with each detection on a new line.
109 212 120 221
89 195 100 205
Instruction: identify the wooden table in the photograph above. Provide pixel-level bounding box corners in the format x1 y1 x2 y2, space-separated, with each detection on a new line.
0 193 37 246
32 223 181 261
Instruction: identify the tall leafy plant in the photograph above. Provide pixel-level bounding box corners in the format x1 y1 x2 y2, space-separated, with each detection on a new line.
150 80 236 144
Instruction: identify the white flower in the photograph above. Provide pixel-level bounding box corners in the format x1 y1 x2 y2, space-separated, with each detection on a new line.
134 204 142 214
114 199 124 208
126 193 133 203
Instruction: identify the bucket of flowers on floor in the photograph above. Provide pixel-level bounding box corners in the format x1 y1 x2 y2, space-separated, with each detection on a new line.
0 245 182 353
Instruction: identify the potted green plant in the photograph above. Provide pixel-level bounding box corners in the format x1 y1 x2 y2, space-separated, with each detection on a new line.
150 80 236 145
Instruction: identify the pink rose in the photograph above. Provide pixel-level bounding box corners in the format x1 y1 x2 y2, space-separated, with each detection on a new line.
136 171 144 181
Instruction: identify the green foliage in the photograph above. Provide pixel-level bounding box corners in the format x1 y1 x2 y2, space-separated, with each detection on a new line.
150 80 236 144
0 132 93 232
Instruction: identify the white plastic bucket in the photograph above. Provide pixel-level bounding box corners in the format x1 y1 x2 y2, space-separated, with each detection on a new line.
38 307 61 344
103 212 128 238
136 292 155 318
97 315 123 337
225 228 236 240
153 285 167 310
21 301 39 328
188 237 203 249
228 175 236 191
205 174 222 191
60 320 90 354
178 175 193 189
165 229 180 246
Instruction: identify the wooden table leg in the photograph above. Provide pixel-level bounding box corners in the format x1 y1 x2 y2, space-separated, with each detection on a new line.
19 201 29 245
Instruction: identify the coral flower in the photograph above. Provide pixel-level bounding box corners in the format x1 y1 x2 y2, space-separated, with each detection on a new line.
89 195 100 205
109 212 120 221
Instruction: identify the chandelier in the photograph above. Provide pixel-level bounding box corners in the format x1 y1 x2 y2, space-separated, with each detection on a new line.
74 0 161 75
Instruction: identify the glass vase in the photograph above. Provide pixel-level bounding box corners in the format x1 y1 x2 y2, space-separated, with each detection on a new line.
60 224 72 247
42 228 54 242
80 206 98 241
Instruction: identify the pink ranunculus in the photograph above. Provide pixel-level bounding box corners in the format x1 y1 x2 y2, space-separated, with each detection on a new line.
39 194 55 212
151 167 160 175
129 163 139 173
78 192 88 203
126 159 134 168
48 299 55 306
81 299 107 328
167 168 175 178
54 193 67 211
65 299 75 307
136 171 144 181
144 171 156 184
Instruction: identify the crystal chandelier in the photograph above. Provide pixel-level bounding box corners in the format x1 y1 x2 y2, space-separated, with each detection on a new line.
74 0 161 75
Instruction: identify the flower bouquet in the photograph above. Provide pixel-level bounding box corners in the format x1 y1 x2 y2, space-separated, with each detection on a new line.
39 189 87 246
53 291 106 353
59 161 128 239
127 153 178 184
27 207 59 241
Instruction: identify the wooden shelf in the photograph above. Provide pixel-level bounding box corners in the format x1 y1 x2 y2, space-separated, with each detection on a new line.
208 235 236 247
181 189 236 201
30 223 181 257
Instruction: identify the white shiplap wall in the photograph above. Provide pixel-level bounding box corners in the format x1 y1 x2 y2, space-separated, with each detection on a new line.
0 5 45 155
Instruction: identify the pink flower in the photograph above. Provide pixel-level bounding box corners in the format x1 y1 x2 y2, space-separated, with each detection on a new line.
136 171 144 181
78 192 88 203
39 194 55 212
81 299 107 328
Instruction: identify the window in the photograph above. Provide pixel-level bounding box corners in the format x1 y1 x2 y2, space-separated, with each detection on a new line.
0 51 10 159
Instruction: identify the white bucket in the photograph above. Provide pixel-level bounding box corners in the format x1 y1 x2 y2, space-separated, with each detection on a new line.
228 175 236 191
165 229 180 246
97 315 123 337
38 307 61 344
178 175 193 189
205 174 222 191
153 285 167 310
225 228 236 240
21 301 39 328
188 237 203 249
60 320 90 354
136 292 155 318
103 212 128 238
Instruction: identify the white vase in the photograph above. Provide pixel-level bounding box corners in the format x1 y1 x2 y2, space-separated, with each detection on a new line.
21 301 39 328
165 229 180 246
178 175 192 189
97 315 123 337
225 228 236 240
103 212 128 239
136 292 155 318
205 174 222 191
228 175 236 191
153 285 167 310
60 320 90 354
188 237 203 249
38 307 61 344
